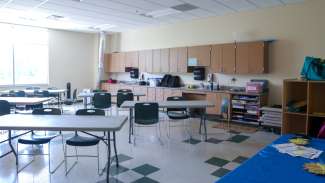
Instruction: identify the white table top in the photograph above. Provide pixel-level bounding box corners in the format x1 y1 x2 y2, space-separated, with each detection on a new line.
0 97 53 105
78 92 146 98
0 114 128 131
120 100 214 109
0 89 66 95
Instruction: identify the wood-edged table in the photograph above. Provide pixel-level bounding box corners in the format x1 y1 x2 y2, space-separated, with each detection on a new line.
121 100 214 143
0 114 128 183
0 97 53 105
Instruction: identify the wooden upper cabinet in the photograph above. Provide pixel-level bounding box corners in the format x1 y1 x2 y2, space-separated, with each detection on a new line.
145 50 153 73
104 53 112 73
125 51 138 68
152 49 161 73
177 47 188 73
160 48 169 73
187 45 211 67
169 48 178 73
106 52 124 73
138 50 146 72
221 43 236 74
211 45 222 73
236 41 268 74
117 52 125 72
248 41 268 74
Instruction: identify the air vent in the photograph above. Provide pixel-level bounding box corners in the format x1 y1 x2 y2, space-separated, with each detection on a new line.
171 3 198 12
47 15 66 21
139 8 181 18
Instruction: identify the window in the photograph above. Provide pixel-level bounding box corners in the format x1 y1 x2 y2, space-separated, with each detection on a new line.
0 23 49 86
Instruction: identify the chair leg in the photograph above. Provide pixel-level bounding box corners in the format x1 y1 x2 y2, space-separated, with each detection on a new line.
113 132 119 167
64 145 78 176
16 143 35 173
97 144 100 175
48 138 65 174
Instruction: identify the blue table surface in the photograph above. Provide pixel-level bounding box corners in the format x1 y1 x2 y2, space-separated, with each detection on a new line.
216 134 325 183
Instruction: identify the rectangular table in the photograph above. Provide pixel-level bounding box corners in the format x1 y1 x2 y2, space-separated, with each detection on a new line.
0 114 128 183
0 97 53 105
121 100 214 143
217 135 325 183
78 92 146 109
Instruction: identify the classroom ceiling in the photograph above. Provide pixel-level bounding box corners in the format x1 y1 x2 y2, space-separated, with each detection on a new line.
0 0 305 33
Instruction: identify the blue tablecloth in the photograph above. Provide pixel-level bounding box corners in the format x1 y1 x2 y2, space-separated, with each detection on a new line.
216 135 325 183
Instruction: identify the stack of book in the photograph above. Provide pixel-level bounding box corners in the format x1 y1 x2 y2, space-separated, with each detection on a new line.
260 106 282 127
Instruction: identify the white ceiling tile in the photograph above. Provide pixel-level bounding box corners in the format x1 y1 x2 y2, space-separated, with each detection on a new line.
181 0 234 15
216 0 257 11
248 0 283 8
186 8 215 18
281 0 305 4
143 0 184 7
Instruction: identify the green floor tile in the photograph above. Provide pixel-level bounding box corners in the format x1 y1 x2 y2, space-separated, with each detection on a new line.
183 138 201 145
227 135 249 143
131 177 159 183
211 168 231 177
205 157 229 167
206 138 223 144
132 164 160 176
97 177 124 183
110 165 129 176
232 156 248 163
111 154 133 163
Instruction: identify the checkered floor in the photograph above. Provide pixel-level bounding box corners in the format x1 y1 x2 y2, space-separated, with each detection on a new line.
0 104 279 183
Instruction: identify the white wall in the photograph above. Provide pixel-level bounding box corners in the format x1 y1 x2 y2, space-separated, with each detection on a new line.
48 29 98 92
107 0 325 105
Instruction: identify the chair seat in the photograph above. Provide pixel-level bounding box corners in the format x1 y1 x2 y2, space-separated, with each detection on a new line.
167 112 189 120
66 135 100 146
18 134 58 145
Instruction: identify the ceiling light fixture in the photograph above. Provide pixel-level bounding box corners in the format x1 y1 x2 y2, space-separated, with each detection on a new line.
139 8 181 18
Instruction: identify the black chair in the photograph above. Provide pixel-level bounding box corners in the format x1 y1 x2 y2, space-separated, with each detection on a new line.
134 103 162 145
116 92 134 115
93 93 112 115
9 90 25 97
117 89 132 93
166 96 190 138
0 100 11 115
17 108 64 173
64 109 106 175
92 89 107 93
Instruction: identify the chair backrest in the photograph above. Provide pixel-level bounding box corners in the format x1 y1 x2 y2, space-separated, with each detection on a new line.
93 89 107 93
134 103 159 125
93 93 111 109
117 92 134 108
10 90 25 97
72 89 77 100
76 109 105 116
0 100 11 116
167 96 186 112
117 89 132 93
34 90 50 97
32 108 62 115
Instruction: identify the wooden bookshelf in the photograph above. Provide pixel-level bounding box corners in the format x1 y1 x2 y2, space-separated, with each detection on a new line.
282 79 325 136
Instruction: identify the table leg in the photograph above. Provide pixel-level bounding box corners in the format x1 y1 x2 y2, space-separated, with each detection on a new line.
113 132 119 167
83 97 87 109
106 131 111 183
128 108 133 144
203 111 208 141
8 130 18 172
136 96 140 101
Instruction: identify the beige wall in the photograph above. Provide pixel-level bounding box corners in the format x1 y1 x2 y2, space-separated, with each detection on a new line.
49 29 98 91
108 0 325 105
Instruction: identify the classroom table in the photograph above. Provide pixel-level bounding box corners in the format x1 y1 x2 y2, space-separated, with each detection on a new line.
0 97 53 105
78 92 146 109
121 100 214 143
216 134 325 183
0 114 128 183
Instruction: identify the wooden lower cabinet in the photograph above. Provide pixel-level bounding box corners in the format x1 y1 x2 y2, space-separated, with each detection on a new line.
206 92 222 115
155 88 164 102
133 86 147 101
147 88 156 101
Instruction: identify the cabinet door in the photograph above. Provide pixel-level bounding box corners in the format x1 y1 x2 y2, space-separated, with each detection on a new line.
171 89 182 97
221 43 236 74
177 47 188 73
206 93 221 115
163 89 173 101
236 43 249 74
169 48 178 73
104 54 112 73
188 45 211 66
211 45 222 73
117 52 125 72
152 49 161 73
161 48 169 73
133 86 147 101
145 50 153 73
125 51 138 68
156 88 164 102
138 50 146 72
248 41 267 74
111 53 119 72
147 88 156 101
